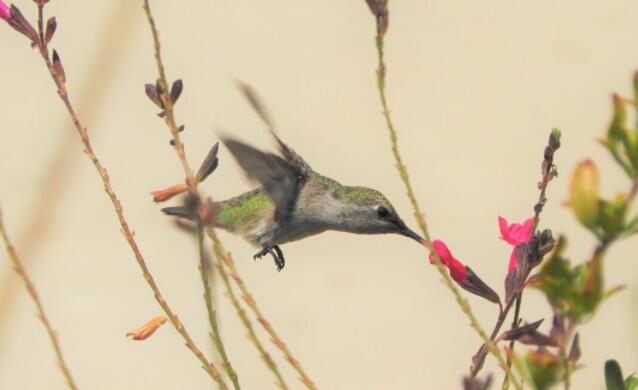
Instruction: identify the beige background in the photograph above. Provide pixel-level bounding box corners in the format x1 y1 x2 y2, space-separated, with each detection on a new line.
1 1 637 389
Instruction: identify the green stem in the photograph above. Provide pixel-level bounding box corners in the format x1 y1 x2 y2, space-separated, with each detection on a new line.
142 1 237 388
0 208 78 390
26 3 224 386
199 226 240 389
208 231 318 390
206 228 289 390
372 16 521 390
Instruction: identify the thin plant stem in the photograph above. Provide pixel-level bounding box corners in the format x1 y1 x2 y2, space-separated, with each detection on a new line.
0 207 78 390
208 230 318 390
25 3 227 387
206 228 290 390
141 2 237 388
501 296 522 390
141 2 240 388
502 130 560 389
198 226 238 387
0 0 138 352
370 9 522 390
141 0 193 182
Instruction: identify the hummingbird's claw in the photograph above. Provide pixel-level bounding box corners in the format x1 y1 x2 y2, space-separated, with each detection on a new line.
253 245 286 271
273 245 285 272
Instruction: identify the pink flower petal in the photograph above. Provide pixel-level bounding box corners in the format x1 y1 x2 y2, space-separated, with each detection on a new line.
498 216 533 245
499 216 534 273
0 1 10 21
447 258 468 283
429 239 468 283
498 216 511 242
429 239 453 265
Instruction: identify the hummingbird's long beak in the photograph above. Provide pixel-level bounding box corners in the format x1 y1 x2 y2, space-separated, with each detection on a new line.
396 219 425 246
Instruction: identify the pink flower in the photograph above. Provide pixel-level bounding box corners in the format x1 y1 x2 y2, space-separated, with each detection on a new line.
429 240 467 283
0 1 11 21
498 216 533 272
428 239 501 304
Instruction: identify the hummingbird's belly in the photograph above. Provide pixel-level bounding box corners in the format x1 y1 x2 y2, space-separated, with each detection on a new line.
245 218 327 247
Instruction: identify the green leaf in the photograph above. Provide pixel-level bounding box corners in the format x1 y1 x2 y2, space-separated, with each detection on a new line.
513 350 563 390
606 94 638 178
606 360 626 390
599 195 628 241
533 237 605 321
533 238 574 314
626 375 638 390
582 256 604 315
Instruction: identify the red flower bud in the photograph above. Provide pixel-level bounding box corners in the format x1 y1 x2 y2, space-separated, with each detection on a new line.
0 1 10 21
429 239 467 283
498 216 533 272
429 240 501 304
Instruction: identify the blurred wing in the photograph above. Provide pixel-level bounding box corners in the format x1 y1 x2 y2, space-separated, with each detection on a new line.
235 80 311 177
221 137 307 224
224 81 312 225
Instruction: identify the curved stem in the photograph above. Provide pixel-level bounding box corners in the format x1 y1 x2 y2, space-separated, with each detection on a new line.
0 208 78 390
141 1 239 388
207 229 289 390
27 4 226 387
208 231 318 390
0 0 138 353
371 14 522 390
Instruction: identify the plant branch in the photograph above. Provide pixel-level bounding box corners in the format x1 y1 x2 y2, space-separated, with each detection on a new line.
0 207 78 390
141 1 239 388
206 228 289 389
21 4 227 387
0 0 138 352
369 7 521 389
502 129 560 389
142 0 193 183
208 230 318 390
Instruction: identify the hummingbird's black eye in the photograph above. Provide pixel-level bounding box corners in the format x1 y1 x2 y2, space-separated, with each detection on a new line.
377 206 390 219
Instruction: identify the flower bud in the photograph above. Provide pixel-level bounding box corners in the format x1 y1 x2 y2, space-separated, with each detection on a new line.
569 160 599 230
126 316 167 341
511 349 562 390
0 1 10 21
151 183 188 203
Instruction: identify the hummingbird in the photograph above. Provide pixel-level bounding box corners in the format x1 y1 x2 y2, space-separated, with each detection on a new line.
162 84 424 271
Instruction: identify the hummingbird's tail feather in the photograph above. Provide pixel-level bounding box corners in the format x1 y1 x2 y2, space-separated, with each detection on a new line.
161 206 195 220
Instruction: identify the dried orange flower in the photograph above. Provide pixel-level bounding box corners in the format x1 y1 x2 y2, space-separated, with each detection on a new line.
126 315 167 341
151 183 187 203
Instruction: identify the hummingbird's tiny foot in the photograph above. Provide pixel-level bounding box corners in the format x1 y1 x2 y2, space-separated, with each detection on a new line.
253 247 269 261
252 246 285 271
272 245 285 271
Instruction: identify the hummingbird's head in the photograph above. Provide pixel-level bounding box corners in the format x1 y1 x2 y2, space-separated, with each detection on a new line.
335 187 424 245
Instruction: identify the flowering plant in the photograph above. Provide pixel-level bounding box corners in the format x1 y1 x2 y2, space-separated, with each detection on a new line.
0 0 637 389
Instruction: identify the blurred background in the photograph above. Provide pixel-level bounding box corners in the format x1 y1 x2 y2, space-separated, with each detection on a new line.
1 0 637 388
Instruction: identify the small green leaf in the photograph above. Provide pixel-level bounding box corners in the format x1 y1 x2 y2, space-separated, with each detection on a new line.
606 94 638 178
599 195 628 242
514 350 562 390
533 238 575 315
626 375 638 390
533 237 606 321
606 360 626 390
582 256 604 315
